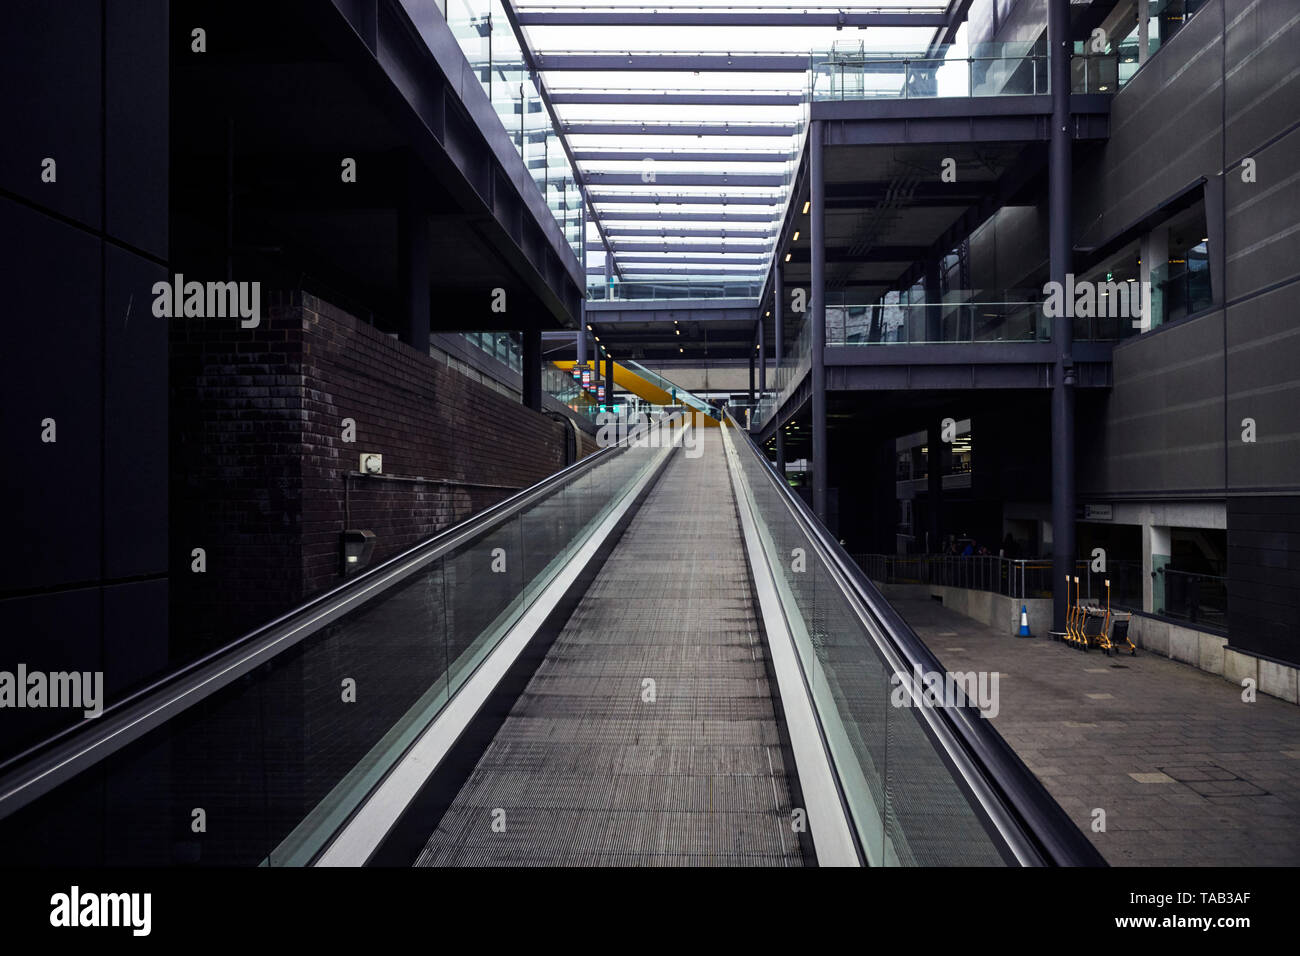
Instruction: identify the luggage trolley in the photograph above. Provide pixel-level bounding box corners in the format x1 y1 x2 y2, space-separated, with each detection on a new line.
1080 604 1108 651
1095 579 1137 657
1066 575 1087 648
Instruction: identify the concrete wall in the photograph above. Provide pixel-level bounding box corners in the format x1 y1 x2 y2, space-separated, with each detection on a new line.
1126 612 1298 706
872 582 1052 638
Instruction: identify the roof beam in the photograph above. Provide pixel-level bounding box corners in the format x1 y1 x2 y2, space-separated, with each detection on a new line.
583 172 788 187
782 244 929 262
599 210 775 223
611 252 769 260
589 192 781 205
605 226 774 238
612 242 773 254
573 150 792 163
564 121 797 136
533 53 811 72
550 91 805 107
518 11 947 27
614 267 768 277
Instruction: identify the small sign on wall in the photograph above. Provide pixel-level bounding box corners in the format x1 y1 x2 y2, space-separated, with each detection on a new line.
1083 503 1113 521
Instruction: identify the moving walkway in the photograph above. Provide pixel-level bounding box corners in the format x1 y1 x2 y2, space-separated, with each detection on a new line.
0 414 1101 866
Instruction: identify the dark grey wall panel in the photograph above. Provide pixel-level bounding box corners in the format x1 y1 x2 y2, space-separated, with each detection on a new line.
1224 123 1300 301
0 0 102 229
967 202 1047 292
0 199 103 592
1228 496 1300 665
1079 310 1226 496
1224 0 1300 172
106 0 169 259
104 246 168 579
1075 3 1224 251
1225 281 1300 491
103 578 168 696
0 587 101 760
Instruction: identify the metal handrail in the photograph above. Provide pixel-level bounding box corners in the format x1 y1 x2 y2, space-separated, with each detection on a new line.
0 418 664 819
723 410 1105 866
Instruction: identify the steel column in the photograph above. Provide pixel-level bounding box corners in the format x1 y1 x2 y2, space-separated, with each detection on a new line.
810 122 828 523
774 265 784 386
928 421 944 554
399 209 430 354
523 329 542 411
1049 0 1076 635
924 257 942 343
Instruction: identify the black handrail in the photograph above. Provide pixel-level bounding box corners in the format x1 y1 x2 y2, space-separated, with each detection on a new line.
724 410 1105 866
0 422 656 819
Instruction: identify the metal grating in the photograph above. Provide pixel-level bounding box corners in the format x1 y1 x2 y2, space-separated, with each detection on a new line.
416 431 808 866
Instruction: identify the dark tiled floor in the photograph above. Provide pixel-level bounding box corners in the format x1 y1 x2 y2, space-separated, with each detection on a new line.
893 596 1300 866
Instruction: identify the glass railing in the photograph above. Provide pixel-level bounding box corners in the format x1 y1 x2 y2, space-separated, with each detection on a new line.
463 330 523 372
1149 260 1213 330
544 361 602 420
589 274 766 301
402 0 582 260
621 359 720 420
0 425 674 865
1147 0 1211 62
811 43 1048 101
721 413 1103 865
1159 568 1227 629
826 299 1049 345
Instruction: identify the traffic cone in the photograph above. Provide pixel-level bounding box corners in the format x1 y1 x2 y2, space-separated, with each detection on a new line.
1018 605 1032 638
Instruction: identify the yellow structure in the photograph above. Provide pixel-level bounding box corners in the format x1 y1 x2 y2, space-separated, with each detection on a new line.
553 360 720 426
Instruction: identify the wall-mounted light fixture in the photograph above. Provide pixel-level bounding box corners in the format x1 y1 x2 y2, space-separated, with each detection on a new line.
340 529 376 577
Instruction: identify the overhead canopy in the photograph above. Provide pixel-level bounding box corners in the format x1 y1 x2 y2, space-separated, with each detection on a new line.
510 0 957 300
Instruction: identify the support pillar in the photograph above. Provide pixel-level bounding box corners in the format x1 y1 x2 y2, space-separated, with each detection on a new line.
924 257 943 342
773 267 786 470
605 353 614 410
576 316 588 404
1140 225 1169 330
811 121 829 523
1204 174 1226 308
774 266 784 392
522 328 542 411
928 421 944 554
748 349 755 406
1049 0 1076 634
399 209 430 355
1143 524 1171 615
1137 0 1151 65
757 315 766 396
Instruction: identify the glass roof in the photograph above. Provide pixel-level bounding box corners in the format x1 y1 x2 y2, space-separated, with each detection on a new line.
512 0 949 296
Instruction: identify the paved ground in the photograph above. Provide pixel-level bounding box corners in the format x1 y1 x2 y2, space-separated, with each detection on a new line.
892 596 1300 866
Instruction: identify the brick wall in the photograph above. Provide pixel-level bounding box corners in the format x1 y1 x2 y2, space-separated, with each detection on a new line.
170 290 572 655
297 294 569 598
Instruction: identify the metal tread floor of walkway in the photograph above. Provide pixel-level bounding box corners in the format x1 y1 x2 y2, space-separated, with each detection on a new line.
415 431 809 866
